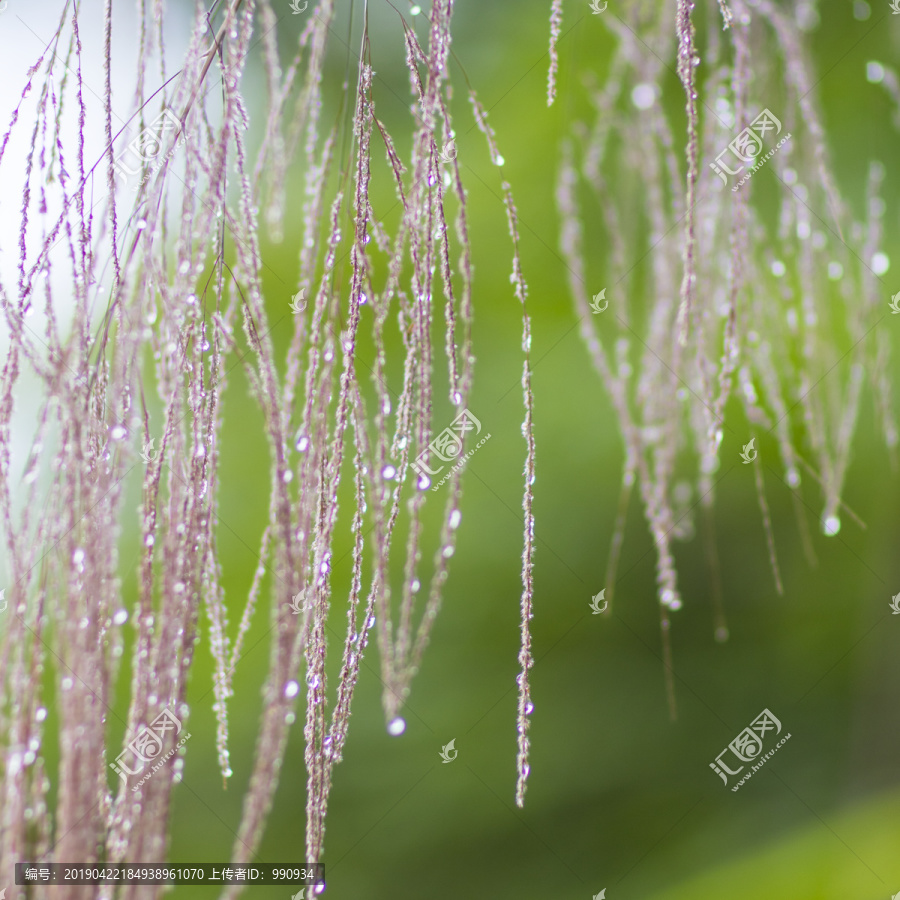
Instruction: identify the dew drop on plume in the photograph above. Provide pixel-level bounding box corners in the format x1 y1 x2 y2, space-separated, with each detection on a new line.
871 252 889 276
631 83 656 110
387 717 406 736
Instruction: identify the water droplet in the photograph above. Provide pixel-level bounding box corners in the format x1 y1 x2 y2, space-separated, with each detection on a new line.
871 252 890 276
283 470 294 483
827 261 843 281
417 474 431 490
442 544 455 558
495 154 505 166
110 425 127 440
387 717 406 736
36 707 47 722
284 680 300 699
382 465 397 480
770 260 786 278
72 549 85 565
822 514 841 536
135 218 147 230
113 609 128 625
367 615 376 628
524 702 534 714
410 4 421 14
296 435 310 452
449 509 461 530
145 534 155 548
411 579 420 593
285 712 296 725
631 83 656 110
61 676 74 691
786 467 801 488
866 60 885 84
359 292 368 305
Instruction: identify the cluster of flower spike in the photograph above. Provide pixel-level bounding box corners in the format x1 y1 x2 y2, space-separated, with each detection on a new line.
551 0 896 714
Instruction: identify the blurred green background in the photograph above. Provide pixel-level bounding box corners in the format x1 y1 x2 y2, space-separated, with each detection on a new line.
99 1 900 898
